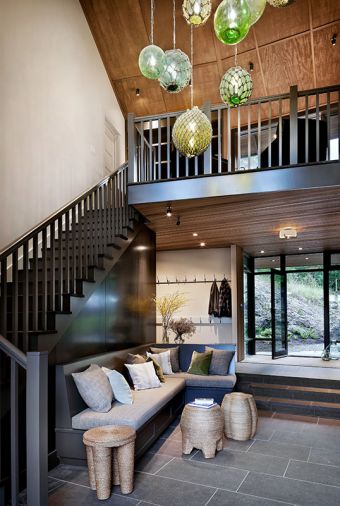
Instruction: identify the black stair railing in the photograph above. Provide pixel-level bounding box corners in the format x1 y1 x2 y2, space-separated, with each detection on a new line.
0 163 132 351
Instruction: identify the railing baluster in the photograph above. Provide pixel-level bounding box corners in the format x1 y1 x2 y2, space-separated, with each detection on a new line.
327 91 331 161
22 242 29 350
279 99 283 167
338 90 340 160
227 106 231 172
103 183 108 252
124 168 129 228
268 100 272 168
237 106 241 171
185 156 189 177
12 250 18 347
195 155 198 176
98 186 103 255
316 92 320 162
176 147 179 178
64 212 70 295
149 120 152 182
32 235 38 330
158 120 161 180
167 117 170 179
71 207 77 291
50 223 55 312
41 229 47 330
82 198 88 278
305 95 309 163
140 121 145 183
247 105 251 170
57 218 63 311
258 102 261 169
218 108 221 173
0 258 7 338
94 189 99 265
10 357 19 506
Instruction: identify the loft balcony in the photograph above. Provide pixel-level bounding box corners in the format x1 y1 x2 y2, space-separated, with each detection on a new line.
128 85 340 205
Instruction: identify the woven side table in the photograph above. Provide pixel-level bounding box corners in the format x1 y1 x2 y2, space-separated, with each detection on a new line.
180 404 223 459
222 392 257 441
83 425 136 501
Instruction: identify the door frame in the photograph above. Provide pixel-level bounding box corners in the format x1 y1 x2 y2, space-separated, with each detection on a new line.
271 266 288 359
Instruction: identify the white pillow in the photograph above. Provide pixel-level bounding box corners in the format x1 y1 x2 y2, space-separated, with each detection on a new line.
102 368 133 405
125 361 161 391
146 350 173 375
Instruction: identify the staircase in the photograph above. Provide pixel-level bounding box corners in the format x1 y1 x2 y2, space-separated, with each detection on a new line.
0 163 142 506
237 373 340 419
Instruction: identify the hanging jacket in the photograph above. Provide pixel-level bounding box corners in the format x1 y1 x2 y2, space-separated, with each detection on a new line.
208 280 220 317
219 278 232 317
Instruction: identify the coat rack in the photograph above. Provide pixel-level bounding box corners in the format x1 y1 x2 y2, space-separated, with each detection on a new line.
156 275 231 285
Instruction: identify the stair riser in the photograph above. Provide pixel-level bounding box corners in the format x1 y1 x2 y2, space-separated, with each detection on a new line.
240 384 340 404
5 294 70 313
6 312 55 332
256 399 340 419
237 373 340 390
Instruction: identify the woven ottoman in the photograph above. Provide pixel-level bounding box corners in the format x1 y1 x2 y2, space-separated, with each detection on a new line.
83 425 136 501
180 404 223 459
222 392 257 441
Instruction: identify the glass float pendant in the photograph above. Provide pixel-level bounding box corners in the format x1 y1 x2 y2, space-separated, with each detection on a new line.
220 66 253 107
138 0 165 79
214 0 251 45
172 26 212 158
247 0 267 25
267 0 295 6
182 0 212 26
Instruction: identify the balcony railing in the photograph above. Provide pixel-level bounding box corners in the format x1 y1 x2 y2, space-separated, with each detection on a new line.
128 85 340 185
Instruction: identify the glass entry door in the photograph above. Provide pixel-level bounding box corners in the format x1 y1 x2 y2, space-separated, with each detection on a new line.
271 269 288 358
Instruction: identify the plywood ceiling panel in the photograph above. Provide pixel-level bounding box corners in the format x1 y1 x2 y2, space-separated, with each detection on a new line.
135 187 340 255
80 0 340 116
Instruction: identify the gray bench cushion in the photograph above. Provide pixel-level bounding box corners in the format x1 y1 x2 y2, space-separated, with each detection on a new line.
172 372 236 389
72 377 185 431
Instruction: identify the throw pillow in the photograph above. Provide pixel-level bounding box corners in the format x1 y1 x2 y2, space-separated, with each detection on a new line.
150 346 180 372
205 347 235 376
126 353 146 365
146 350 173 375
102 367 133 404
146 357 165 383
72 364 113 412
187 350 213 376
124 361 161 391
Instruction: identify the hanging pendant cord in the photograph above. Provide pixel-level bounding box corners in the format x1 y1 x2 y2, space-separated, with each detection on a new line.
234 44 238 67
191 24 194 109
150 0 154 45
173 0 176 49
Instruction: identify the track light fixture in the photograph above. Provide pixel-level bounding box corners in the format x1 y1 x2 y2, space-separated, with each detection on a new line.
166 204 172 217
136 88 140 96
176 216 181 226
331 34 337 46
249 61 254 72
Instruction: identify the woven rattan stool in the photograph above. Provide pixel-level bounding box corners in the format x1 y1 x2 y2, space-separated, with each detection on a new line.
83 425 136 500
222 392 257 441
180 404 223 459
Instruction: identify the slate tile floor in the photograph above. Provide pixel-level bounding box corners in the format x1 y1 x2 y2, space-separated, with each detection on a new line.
47 412 340 506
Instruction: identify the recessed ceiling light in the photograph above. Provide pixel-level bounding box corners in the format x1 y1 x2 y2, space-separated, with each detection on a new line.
193 232 198 237
305 257 309 260
200 242 206 247
299 247 303 251
260 250 265 254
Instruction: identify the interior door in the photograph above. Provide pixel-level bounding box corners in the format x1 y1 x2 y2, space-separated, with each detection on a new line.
271 269 288 358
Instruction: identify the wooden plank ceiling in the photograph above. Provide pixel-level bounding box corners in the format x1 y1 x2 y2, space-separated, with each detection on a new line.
135 187 340 254
80 0 340 117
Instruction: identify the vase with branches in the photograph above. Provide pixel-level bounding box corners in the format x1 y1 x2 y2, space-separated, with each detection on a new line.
169 318 196 343
154 292 187 343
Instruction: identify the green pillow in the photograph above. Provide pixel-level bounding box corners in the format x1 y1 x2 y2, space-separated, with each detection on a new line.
147 357 165 383
187 350 213 376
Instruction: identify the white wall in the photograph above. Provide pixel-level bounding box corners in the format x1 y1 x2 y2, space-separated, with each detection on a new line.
156 248 234 344
0 0 125 250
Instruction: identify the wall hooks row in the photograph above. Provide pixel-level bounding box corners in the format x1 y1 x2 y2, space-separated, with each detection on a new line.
156 275 231 285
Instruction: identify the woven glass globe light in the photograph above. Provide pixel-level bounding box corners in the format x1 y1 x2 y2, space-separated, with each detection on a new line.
159 49 192 93
172 106 212 158
182 0 212 26
139 44 165 80
214 0 251 45
267 0 294 7
247 0 266 25
220 66 253 107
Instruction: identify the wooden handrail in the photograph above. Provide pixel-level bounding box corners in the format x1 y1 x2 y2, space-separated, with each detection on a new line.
0 334 27 368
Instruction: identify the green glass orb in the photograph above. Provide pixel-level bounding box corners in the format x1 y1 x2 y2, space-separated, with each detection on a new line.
267 0 294 6
172 106 212 158
214 0 251 45
220 66 253 107
182 0 212 26
247 0 266 25
138 45 165 80
159 49 192 94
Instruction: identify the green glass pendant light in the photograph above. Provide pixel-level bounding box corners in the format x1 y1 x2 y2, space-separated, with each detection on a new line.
247 0 267 25
182 0 212 26
172 27 212 157
220 46 253 106
138 0 165 79
159 0 191 93
214 0 251 45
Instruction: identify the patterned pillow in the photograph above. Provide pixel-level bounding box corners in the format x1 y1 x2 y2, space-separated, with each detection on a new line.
72 364 113 412
147 350 173 375
150 346 180 372
205 347 235 376
102 367 133 404
124 361 161 391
